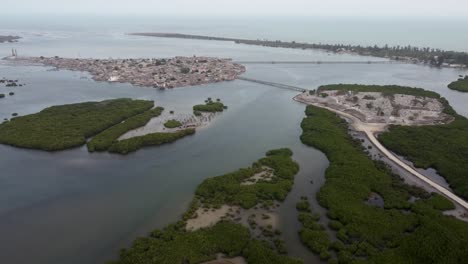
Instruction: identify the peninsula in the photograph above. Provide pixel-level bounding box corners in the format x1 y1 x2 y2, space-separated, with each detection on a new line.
295 84 468 206
299 105 468 263
12 56 246 89
0 35 20 43
131 33 468 68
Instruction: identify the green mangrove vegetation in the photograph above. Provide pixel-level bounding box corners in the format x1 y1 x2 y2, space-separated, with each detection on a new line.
164 119 182 128
195 148 299 209
108 129 195 154
109 149 303 264
300 105 468 263
0 99 154 151
379 113 468 200
193 97 226 113
110 220 301 264
296 197 331 261
87 107 164 152
448 76 468 92
318 84 468 199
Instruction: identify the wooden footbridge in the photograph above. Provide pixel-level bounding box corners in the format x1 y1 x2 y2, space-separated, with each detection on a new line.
237 77 308 92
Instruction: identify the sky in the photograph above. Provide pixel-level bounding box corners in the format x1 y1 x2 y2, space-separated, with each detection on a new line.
5 0 468 17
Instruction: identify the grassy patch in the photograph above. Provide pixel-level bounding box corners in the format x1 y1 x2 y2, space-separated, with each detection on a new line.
0 99 154 151
164 119 182 128
108 129 195 154
87 107 164 152
448 76 468 92
300 105 468 263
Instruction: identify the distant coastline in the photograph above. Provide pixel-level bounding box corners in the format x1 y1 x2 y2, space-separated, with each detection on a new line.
0 35 20 43
130 32 468 68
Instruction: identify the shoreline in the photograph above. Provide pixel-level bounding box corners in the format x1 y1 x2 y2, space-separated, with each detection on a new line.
130 32 468 69
5 55 246 89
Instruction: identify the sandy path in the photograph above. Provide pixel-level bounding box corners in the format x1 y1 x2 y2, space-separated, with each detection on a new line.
294 94 468 211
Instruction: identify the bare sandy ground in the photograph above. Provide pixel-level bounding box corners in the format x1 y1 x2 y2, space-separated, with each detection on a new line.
201 254 247 264
119 112 217 140
296 90 453 126
241 167 274 185
186 205 279 232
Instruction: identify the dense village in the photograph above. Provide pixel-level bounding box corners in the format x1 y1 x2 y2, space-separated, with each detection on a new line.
19 56 246 88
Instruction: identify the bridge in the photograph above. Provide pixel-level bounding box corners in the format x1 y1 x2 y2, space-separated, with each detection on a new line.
237 77 308 92
235 60 403 65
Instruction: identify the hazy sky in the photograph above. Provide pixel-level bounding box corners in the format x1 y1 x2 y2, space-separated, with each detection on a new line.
6 0 468 17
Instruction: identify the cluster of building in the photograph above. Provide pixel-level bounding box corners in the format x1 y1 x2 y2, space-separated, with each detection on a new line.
25 56 246 88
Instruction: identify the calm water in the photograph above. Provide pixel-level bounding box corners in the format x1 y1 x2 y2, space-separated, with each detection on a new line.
0 17 468 264
1 15 468 52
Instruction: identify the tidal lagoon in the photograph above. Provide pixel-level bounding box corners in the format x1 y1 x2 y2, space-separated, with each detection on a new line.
1 16 468 264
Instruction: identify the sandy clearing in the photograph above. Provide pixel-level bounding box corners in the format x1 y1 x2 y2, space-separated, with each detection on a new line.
241 167 274 185
201 254 247 264
186 205 279 232
186 205 237 231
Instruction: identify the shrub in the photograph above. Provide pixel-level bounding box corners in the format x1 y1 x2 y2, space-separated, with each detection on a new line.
180 67 190 74
296 200 311 212
164 119 182 128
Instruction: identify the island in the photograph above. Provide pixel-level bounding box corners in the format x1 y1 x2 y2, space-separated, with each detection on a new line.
131 33 468 68
448 75 468 92
0 99 195 153
11 56 246 89
193 97 227 115
109 148 302 264
0 35 20 43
